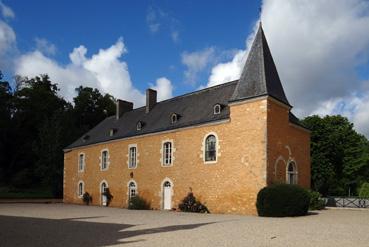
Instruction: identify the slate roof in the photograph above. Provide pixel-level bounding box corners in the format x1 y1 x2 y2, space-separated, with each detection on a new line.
66 80 238 149
65 23 307 150
230 24 290 106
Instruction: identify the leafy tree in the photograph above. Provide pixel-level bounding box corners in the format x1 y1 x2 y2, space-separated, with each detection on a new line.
302 115 369 196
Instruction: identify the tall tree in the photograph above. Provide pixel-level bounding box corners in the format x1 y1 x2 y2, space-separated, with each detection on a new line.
302 115 369 196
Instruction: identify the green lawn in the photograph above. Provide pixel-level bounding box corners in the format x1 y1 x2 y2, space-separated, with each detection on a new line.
0 186 54 199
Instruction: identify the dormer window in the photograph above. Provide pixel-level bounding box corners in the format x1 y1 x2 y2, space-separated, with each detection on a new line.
82 135 90 142
214 104 221 115
109 128 118 136
136 121 143 131
171 113 178 124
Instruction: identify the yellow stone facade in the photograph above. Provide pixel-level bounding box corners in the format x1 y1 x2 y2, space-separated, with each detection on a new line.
63 97 310 215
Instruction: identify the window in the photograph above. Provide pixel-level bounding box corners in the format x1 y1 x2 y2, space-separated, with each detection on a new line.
128 181 137 199
136 121 142 131
171 113 178 124
287 161 298 184
101 181 107 194
78 153 85 172
205 134 217 162
214 104 221 114
109 128 117 136
129 146 137 168
101 150 109 170
78 181 84 197
163 142 172 166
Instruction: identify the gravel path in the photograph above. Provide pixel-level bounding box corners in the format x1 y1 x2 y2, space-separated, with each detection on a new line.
0 203 368 247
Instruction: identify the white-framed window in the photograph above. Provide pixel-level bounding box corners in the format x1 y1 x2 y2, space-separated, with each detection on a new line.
77 181 84 197
171 113 178 124
163 142 172 166
128 180 137 199
286 161 298 185
128 145 137 169
100 149 110 171
78 153 85 172
205 134 217 162
137 121 143 131
213 104 221 114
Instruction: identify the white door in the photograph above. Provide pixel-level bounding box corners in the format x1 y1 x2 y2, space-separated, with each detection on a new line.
101 182 107 206
163 181 172 210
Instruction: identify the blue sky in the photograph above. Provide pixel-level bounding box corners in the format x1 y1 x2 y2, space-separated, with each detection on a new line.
7 0 260 94
1 0 369 136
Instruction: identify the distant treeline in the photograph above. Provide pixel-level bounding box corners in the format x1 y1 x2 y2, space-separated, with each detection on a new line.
0 71 368 197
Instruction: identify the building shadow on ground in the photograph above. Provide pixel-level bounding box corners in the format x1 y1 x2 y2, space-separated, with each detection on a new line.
0 215 214 246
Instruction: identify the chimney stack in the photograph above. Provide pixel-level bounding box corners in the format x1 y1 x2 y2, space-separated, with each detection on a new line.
116 99 133 119
146 89 157 113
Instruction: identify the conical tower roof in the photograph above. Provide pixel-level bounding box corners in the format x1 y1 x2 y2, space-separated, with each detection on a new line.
230 24 290 106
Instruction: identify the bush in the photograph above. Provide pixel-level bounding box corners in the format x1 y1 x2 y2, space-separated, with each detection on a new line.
82 192 92 205
102 188 113 206
256 184 310 217
128 195 151 210
178 192 209 213
359 182 369 198
308 190 325 210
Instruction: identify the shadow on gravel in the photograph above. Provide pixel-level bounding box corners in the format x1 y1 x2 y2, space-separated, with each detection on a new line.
0 215 214 246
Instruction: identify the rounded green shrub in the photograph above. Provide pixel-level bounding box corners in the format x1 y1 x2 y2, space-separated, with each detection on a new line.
359 182 369 198
256 184 310 217
308 190 325 210
178 192 209 213
128 195 151 210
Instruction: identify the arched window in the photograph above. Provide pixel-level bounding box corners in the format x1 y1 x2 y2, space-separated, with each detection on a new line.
128 181 137 199
101 150 109 170
287 161 298 184
78 181 84 197
171 113 178 124
128 145 137 169
101 182 107 194
163 142 172 166
136 121 143 131
213 104 221 114
78 153 85 172
205 134 217 162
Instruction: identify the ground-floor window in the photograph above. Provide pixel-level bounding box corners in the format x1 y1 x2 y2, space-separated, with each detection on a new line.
287 161 298 184
128 181 137 199
78 181 84 197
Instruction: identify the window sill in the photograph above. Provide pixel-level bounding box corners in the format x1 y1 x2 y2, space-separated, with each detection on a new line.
204 160 217 165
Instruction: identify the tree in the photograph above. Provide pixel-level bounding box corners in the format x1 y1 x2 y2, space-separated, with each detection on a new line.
302 115 369 196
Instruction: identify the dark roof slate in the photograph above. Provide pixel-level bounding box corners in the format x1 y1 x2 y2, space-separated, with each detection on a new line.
66 80 238 149
230 24 290 106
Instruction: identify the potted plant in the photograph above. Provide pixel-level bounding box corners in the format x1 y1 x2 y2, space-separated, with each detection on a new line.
82 192 92 205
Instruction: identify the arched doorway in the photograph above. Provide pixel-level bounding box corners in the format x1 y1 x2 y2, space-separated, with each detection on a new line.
100 181 108 206
163 181 172 210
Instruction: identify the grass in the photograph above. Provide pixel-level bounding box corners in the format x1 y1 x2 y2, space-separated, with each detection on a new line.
0 186 54 199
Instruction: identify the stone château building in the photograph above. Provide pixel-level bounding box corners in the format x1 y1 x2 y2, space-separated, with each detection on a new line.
63 24 310 215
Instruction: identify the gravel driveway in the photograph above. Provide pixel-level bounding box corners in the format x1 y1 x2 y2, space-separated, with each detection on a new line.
0 203 368 247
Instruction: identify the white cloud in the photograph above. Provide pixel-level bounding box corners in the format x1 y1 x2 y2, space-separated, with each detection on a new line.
34 38 56 55
151 77 173 101
171 31 179 43
181 47 215 84
0 1 14 19
15 38 173 107
146 6 162 33
206 0 369 137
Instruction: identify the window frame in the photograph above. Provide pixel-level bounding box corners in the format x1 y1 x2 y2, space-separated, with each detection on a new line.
100 149 109 171
213 104 221 115
78 153 85 172
77 181 84 198
136 121 142 131
127 180 137 200
286 161 298 185
171 113 178 124
203 132 219 164
128 144 138 169
162 141 173 166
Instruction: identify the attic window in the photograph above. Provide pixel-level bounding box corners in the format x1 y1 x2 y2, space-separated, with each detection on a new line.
214 104 221 115
136 121 143 131
171 113 178 124
109 128 118 136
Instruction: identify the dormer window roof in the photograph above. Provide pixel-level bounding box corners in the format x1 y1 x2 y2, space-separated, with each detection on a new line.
171 113 178 124
82 135 90 142
136 121 143 131
213 104 222 115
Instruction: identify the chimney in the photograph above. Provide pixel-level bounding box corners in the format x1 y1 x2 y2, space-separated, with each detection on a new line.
146 88 157 113
116 99 133 119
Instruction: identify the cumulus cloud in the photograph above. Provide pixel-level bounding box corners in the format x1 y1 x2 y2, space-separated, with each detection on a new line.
181 47 215 85
151 77 173 101
15 38 173 107
0 1 14 19
206 0 369 136
34 38 57 56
